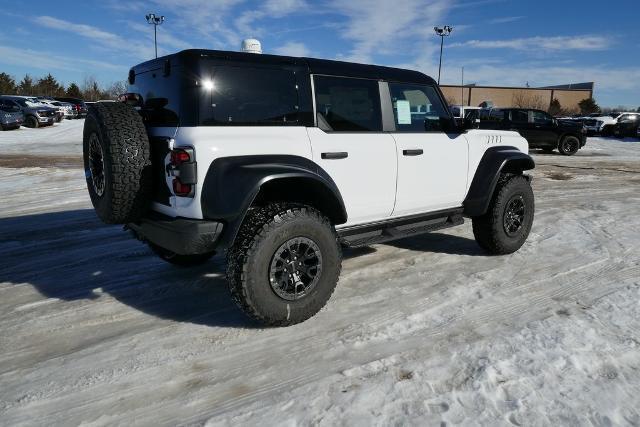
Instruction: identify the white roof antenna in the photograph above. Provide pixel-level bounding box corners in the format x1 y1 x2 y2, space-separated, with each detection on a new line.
241 39 262 54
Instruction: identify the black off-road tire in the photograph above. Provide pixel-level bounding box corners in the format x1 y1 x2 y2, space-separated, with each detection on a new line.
558 135 580 156
25 116 38 128
472 174 534 255
148 242 215 267
83 102 152 224
227 203 342 326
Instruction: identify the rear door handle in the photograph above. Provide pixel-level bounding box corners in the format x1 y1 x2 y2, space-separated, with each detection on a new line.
402 149 424 156
321 152 348 160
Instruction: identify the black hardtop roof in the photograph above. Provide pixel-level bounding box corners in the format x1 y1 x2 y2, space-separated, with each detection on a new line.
133 49 437 86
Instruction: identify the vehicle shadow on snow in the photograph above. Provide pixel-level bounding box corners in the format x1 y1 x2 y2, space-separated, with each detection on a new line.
0 209 483 329
0 209 253 328
384 232 485 256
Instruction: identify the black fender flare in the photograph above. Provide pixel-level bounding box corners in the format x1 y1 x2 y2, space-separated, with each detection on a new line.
463 146 535 217
200 155 347 247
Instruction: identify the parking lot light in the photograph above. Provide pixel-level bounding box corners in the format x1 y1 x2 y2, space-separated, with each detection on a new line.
434 25 453 85
145 13 165 59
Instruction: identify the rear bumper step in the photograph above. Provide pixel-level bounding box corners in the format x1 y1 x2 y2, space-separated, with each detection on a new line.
128 215 224 255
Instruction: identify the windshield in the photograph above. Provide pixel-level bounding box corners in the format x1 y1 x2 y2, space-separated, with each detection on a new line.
25 99 44 107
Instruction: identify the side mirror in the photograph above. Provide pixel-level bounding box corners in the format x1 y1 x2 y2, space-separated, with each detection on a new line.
462 117 480 130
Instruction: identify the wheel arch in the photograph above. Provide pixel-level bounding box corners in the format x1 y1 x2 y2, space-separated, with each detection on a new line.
200 155 347 247
464 146 534 217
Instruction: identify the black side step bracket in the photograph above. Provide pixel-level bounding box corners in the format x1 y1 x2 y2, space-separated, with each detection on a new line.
337 208 464 248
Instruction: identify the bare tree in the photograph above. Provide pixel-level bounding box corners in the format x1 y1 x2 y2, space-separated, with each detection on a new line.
511 90 546 110
81 75 102 102
104 80 128 100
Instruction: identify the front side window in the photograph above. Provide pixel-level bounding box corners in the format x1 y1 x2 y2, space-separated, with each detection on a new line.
313 76 382 132
388 83 450 132
200 66 300 126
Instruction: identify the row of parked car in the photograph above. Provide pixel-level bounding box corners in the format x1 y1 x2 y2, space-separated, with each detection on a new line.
0 95 88 131
452 106 639 156
561 112 640 138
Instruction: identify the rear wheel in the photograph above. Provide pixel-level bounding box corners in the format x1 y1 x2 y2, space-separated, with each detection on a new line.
148 243 215 267
558 135 580 156
227 203 342 326
472 174 534 255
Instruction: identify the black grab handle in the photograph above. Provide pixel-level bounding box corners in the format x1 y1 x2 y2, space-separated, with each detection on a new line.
321 152 349 160
402 149 424 156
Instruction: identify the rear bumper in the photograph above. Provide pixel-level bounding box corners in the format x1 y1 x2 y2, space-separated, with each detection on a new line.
128 214 224 255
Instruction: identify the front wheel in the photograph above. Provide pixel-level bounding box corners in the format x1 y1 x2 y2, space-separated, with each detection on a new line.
25 116 38 128
472 174 534 255
558 136 580 156
227 203 342 326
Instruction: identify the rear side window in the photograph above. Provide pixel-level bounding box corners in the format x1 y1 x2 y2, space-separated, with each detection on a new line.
388 83 449 132
200 66 300 126
313 76 382 132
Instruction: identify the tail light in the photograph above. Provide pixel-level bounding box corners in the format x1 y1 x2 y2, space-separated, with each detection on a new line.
167 148 196 197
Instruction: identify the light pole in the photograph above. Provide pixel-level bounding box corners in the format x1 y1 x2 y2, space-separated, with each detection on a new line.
145 13 165 59
434 25 453 85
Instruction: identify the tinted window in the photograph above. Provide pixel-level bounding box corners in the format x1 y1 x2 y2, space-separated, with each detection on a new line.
511 110 529 123
314 76 381 132
389 83 449 132
489 109 505 122
532 111 553 125
200 66 300 126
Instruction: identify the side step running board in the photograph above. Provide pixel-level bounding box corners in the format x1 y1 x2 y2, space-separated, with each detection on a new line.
337 209 464 248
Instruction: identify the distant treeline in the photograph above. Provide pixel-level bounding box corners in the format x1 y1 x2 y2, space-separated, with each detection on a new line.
0 72 127 101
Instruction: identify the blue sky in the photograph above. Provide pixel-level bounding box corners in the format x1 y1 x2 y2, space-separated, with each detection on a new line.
0 0 638 107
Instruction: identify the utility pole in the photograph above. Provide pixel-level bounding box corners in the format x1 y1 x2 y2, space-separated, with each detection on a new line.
434 26 453 85
145 13 165 58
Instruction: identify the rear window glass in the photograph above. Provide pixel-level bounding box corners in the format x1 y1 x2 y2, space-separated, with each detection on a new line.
314 76 382 132
199 66 300 126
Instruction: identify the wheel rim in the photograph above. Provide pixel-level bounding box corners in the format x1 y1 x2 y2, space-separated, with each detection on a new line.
503 195 526 236
269 237 323 301
563 138 578 153
88 133 106 197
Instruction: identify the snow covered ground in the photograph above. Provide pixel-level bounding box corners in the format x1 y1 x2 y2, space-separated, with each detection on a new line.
1 123 639 426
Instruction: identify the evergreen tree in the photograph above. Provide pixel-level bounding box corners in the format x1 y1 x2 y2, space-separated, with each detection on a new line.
578 98 601 115
66 83 82 98
17 74 34 96
0 72 17 94
35 73 65 97
548 98 562 116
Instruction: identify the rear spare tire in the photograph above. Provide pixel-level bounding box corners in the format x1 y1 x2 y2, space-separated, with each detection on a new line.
83 102 152 224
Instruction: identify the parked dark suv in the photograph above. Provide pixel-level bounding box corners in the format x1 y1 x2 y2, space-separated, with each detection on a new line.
613 113 640 138
477 108 587 155
54 97 88 118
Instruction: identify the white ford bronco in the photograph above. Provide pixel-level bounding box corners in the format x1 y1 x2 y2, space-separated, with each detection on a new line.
83 49 535 326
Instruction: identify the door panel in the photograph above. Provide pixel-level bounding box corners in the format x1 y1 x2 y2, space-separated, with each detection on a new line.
308 75 398 226
307 128 397 225
392 133 468 215
386 82 468 216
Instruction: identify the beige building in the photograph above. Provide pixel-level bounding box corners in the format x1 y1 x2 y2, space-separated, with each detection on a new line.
440 82 594 113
